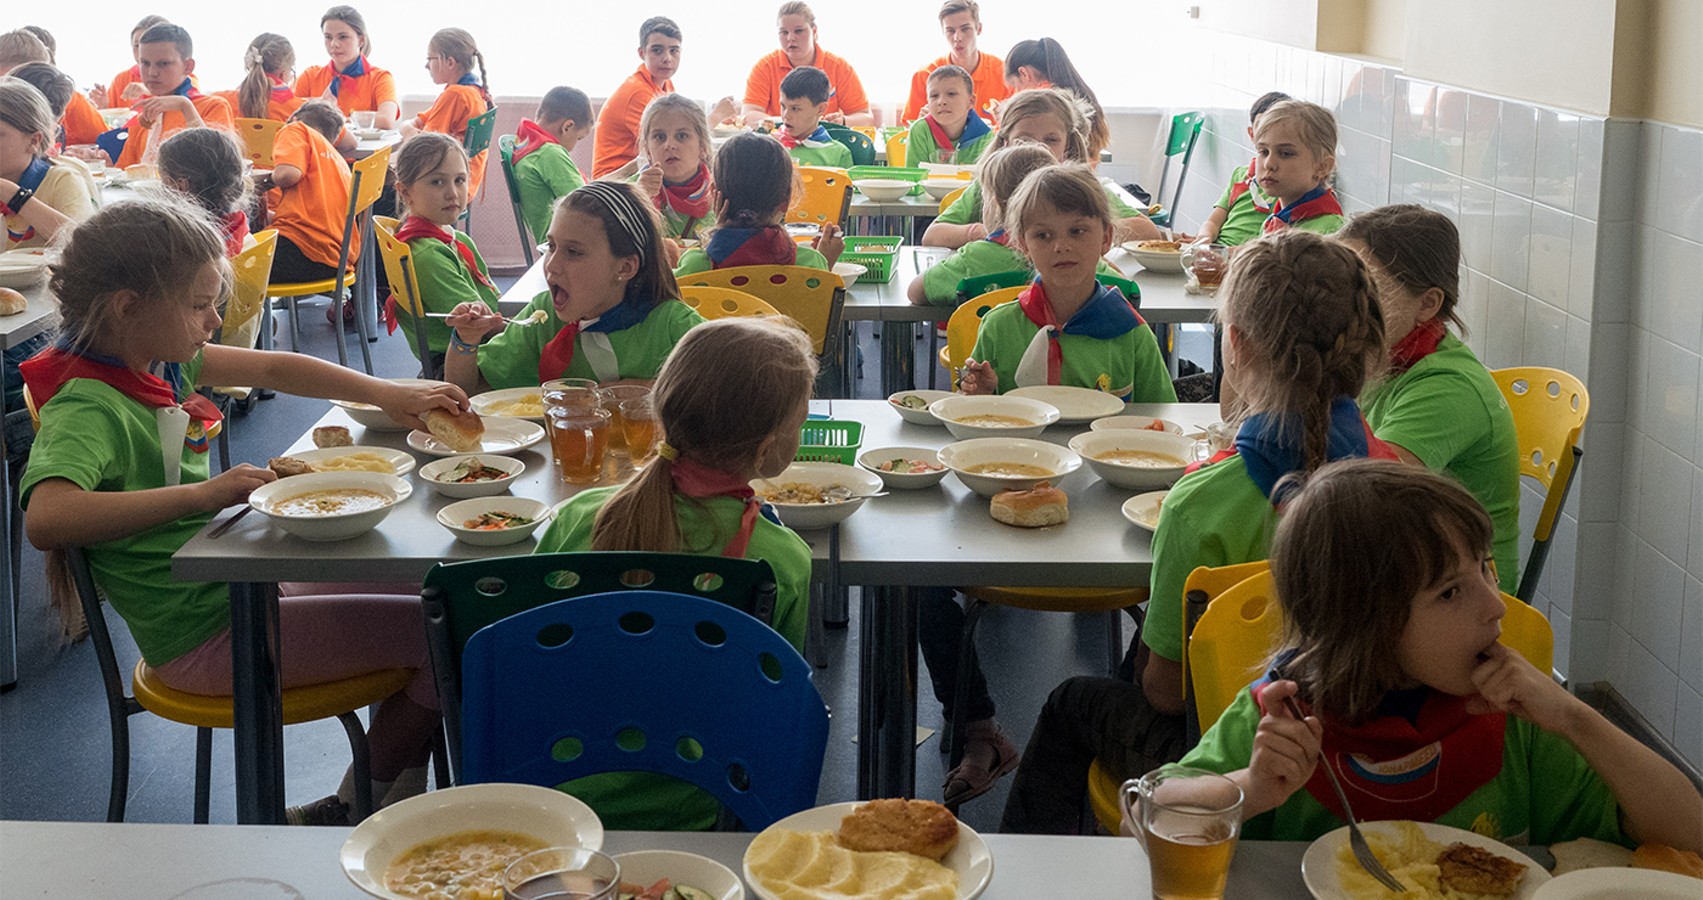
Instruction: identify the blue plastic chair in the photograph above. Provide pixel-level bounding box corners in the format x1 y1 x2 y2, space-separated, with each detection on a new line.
459 590 829 830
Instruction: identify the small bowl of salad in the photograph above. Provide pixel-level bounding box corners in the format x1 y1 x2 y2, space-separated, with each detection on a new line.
887 389 954 426
418 454 526 498
858 446 950 490
436 496 553 546
612 849 744 899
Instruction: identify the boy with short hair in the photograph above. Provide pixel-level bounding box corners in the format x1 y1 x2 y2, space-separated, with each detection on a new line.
109 24 233 168
4 27 107 148
777 67 852 168
1194 90 1290 246
903 0 1008 124
594 17 734 178
267 100 356 284
512 86 593 243
905 65 993 166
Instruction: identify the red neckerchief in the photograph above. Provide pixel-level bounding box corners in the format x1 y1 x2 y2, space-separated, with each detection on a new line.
704 226 797 269
668 456 763 557
538 321 581 382
776 123 829 150
1016 279 1143 386
1389 318 1447 373
267 73 293 104
657 163 712 219
385 216 494 333
924 115 956 151
1263 185 1342 234
510 118 561 167
1182 448 1236 475
1222 158 1273 213
1254 681 1506 823
220 210 249 258
20 345 223 453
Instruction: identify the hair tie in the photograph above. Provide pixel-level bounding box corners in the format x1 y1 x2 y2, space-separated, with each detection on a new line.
245 48 264 68
573 182 651 265
655 441 678 461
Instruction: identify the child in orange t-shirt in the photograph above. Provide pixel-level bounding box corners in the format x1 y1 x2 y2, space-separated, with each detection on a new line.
92 14 170 108
267 101 355 283
109 24 234 169
401 28 491 194
295 7 399 129
219 33 304 123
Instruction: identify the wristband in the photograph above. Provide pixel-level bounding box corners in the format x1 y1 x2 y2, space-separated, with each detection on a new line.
449 332 478 354
2 187 32 217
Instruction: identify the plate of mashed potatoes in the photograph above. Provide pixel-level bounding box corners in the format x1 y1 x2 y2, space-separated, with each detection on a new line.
743 799 992 900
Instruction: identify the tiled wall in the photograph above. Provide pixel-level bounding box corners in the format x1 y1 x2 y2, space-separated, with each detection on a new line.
1166 37 1700 768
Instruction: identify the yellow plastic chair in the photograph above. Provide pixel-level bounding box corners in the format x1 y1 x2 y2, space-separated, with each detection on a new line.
938 286 1022 389
1490 367 1590 603
886 132 909 167
938 185 967 215
785 166 852 229
233 117 283 168
675 266 845 357
207 230 278 416
371 216 439 377
264 144 391 374
679 285 781 320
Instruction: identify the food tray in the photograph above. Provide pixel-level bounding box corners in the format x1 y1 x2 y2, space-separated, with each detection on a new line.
838 236 903 283
795 420 864 464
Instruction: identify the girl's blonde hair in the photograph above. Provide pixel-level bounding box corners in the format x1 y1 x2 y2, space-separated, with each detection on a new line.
321 6 372 57
1254 99 1338 173
392 131 467 220
0 30 51 70
429 28 490 107
1217 230 1385 472
990 88 1091 164
237 33 295 121
0 80 55 159
640 93 712 167
1004 161 1111 238
158 127 252 220
1271 459 1494 723
776 1 816 26
975 143 1055 233
559 181 681 306
1338 203 1464 333
591 317 818 552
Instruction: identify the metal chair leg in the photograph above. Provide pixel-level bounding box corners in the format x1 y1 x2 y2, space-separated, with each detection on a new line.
1104 610 1124 678
193 727 213 824
431 727 451 790
104 699 132 823
287 298 301 351
336 711 375 822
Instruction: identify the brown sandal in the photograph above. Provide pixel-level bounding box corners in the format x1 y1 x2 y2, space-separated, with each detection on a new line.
942 721 1020 808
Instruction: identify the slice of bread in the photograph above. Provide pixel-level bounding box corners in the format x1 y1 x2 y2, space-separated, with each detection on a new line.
423 407 484 452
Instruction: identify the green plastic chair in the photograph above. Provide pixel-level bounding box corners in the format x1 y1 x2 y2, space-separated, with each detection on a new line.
496 134 534 266
1151 111 1205 228
421 551 780 782
460 107 500 231
823 123 877 167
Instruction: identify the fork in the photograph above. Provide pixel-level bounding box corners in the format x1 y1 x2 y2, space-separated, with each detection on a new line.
424 312 545 326
1276 690 1407 894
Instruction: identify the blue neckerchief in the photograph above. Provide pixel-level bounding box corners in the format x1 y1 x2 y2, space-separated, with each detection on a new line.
956 111 991 147
1053 282 1142 340
759 504 783 527
49 336 189 403
330 56 367 98
16 157 51 194
704 226 758 264
1271 184 1330 225
455 73 481 87
1234 396 1372 505
170 77 195 98
799 123 831 144
582 295 651 334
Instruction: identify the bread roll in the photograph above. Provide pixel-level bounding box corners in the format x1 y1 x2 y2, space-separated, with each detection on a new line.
990 481 1068 527
423 407 484 452
1550 837 1633 874
311 425 352 448
1632 844 1703 879
0 287 27 316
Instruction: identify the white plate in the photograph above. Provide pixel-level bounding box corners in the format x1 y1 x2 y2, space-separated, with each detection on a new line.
0 250 50 289
1302 821 1551 900
468 386 545 421
408 417 545 457
614 850 745 900
1118 241 1186 273
283 446 416 477
1533 868 1703 899
1006 385 1124 423
832 261 868 282
742 801 993 900
1121 490 1168 531
341 783 603 900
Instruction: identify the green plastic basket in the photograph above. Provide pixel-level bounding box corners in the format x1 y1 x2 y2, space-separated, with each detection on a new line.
847 165 927 195
840 236 903 283
795 420 864 464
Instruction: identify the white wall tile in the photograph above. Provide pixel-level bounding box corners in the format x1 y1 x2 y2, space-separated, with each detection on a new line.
1692 467 1703 573
1585 324 1630 422
1546 512 1580 617
1674 681 1702 770
1611 525 1640 632
1458 267 1490 349
1575 118 1604 221
1600 120 1641 223
1630 539 1687 669
1655 125 1703 243
1549 603 1572 681
1623 625 1680 738
1484 280 1528 368
1523 298 1567 368
1637 438 1696 567
1681 576 1703 694
1564 314 1592 382
1625 330 1652 431
1636 122 1664 227
1643 339 1700 459
1491 193 1533 292
1463 94 1501 186
1591 222 1635 324
1459 180 1496 272
1570 616 1611 684
1496 101 1537 198
1642 230 1703 355
1607 623 1632 690
1434 87 1469 178
1534 109 1579 213
1393 79 1432 162
1527 204 1572 310
1568 217 1598 320
1576 421 1624 523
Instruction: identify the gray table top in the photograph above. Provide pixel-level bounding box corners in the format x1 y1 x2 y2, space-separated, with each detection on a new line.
0 275 57 351
0 820 1315 898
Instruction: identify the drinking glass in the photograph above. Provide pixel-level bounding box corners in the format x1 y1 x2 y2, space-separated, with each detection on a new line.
1181 243 1231 290
546 406 611 484
351 110 377 130
598 384 652 452
619 395 660 463
1120 766 1244 900
541 378 603 414
503 847 619 900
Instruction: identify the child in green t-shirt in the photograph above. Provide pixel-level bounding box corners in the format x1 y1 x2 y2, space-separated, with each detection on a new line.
777 66 853 169
511 86 592 247
674 131 842 277
907 143 1055 306
1178 459 1701 850
905 64 994 167
1252 99 1344 236
1192 90 1288 247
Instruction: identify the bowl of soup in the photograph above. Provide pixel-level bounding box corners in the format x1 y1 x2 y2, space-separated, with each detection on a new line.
928 395 1061 440
753 462 884 530
248 471 409 541
341 783 604 900
437 496 554 547
937 437 1082 498
331 378 452 431
1119 239 1186 273
1068 429 1195 490
920 177 968 201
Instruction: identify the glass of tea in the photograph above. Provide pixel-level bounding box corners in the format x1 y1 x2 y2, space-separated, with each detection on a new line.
546 406 611 484
598 384 651 453
503 847 619 900
1120 766 1243 900
541 378 604 414
1181 242 1231 291
619 395 660 463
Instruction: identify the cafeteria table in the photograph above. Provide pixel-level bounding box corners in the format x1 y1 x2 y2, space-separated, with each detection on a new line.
0 819 1320 897
0 274 60 691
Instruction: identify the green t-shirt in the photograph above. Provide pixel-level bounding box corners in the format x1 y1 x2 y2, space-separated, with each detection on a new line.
967 298 1176 401
673 244 829 278
904 118 995 167
1179 690 1627 845
936 179 1143 226
1213 164 1275 247
533 487 812 830
1362 333 1521 593
513 143 584 245
918 240 1117 307
1267 211 1346 236
1140 455 1276 663
400 235 501 357
787 140 853 169
477 295 704 389
19 354 227 666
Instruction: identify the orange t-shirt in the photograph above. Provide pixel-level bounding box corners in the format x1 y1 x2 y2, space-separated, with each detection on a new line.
901 51 1010 124
592 65 673 178
416 84 489 191
212 89 306 123
61 91 109 146
271 120 356 269
293 63 398 117
742 47 869 118
114 92 235 168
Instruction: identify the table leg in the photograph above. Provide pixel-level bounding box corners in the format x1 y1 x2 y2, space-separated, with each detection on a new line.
880 320 916 396
0 367 15 692
231 580 285 824
856 585 917 800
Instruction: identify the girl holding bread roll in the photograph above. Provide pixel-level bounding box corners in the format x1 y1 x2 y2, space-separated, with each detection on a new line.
20 199 467 826
1000 229 1397 834
530 316 816 829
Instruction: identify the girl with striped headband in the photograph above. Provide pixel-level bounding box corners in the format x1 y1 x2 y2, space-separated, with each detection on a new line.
444 180 703 391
